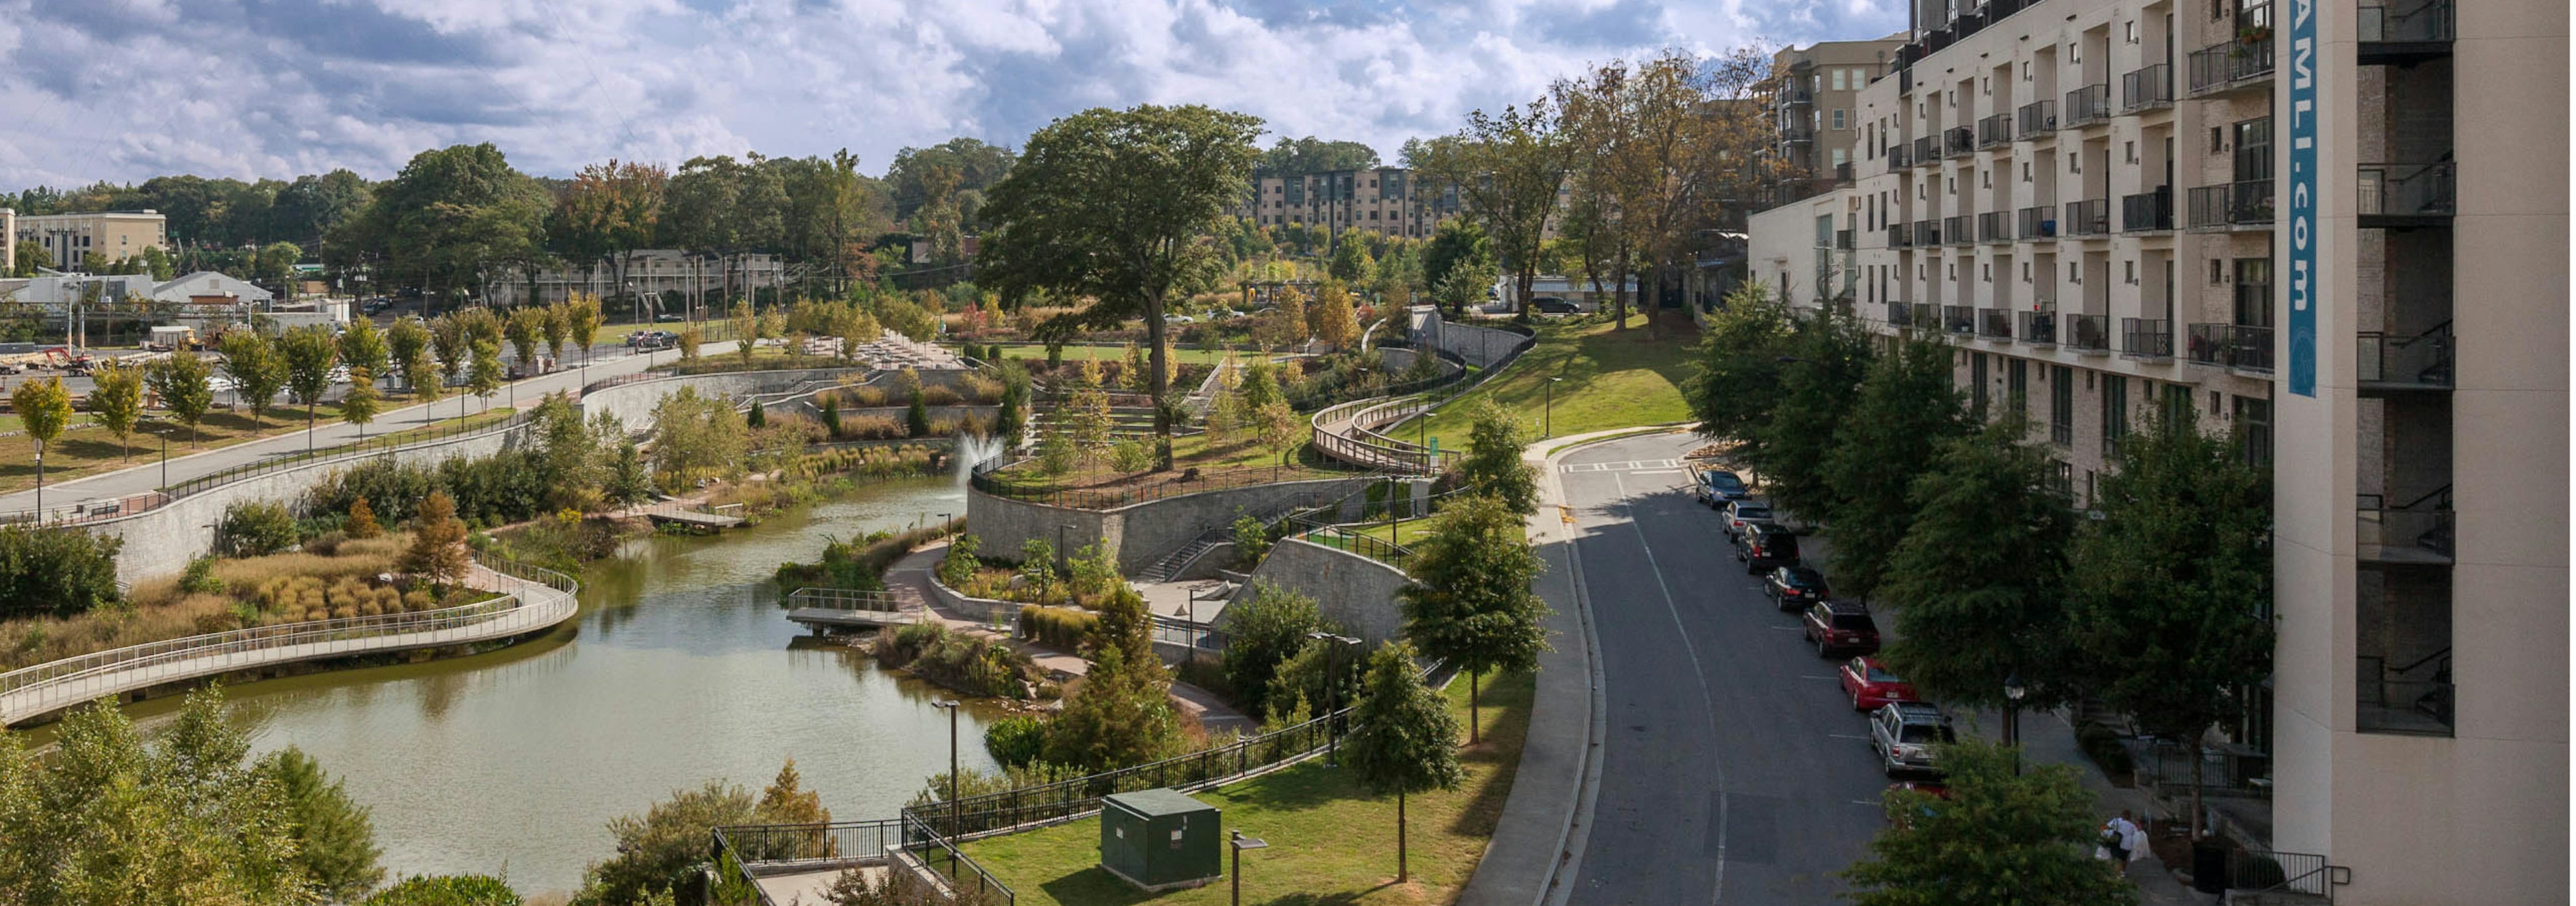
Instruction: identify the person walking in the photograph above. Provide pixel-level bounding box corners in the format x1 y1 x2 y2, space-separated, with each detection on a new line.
2096 811 2145 878
2118 809 2150 877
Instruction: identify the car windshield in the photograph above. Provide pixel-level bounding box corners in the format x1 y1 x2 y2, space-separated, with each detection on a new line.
1898 724 1941 744
1709 472 1744 489
1867 665 1903 683
1831 613 1876 632
1788 568 1825 587
1734 505 1771 519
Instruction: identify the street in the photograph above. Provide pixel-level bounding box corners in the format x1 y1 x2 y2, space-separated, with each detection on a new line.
1552 432 1891 905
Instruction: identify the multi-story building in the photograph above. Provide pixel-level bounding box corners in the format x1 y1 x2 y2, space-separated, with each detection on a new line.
487 250 789 311
1748 0 2565 901
1238 168 1458 240
1770 36 1909 203
11 209 169 268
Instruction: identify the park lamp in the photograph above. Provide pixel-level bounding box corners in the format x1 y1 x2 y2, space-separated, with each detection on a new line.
2004 672 2027 703
1229 830 1269 906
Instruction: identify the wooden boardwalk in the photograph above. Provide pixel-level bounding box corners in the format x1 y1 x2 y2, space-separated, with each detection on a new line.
647 509 747 530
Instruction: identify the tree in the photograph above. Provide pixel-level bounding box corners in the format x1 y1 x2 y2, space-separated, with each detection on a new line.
1269 287 1307 351
1407 101 1570 317
1219 582 1326 720
428 314 469 397
337 316 389 394
1327 229 1376 285
87 361 143 460
1460 399 1538 515
338 144 550 310
466 338 504 407
675 328 701 361
345 497 382 539
386 317 429 389
1312 280 1361 350
2068 411 2273 840
1842 738 2135 905
504 305 545 374
148 350 215 447
341 367 381 438
583 779 759 905
256 241 305 291
13 240 51 276
1340 640 1465 883
1253 136 1380 177
1252 400 1301 468
1820 336 1968 601
978 104 1263 470
1685 281 1794 453
1877 417 2076 718
648 386 747 481
13 377 70 511
541 303 571 365
402 489 470 591
1044 587 1184 770
1399 493 1550 743
552 160 668 313
364 875 521 906
1420 217 1493 312
219 330 288 427
1749 303 1876 520
262 746 385 903
280 325 340 445
566 293 604 365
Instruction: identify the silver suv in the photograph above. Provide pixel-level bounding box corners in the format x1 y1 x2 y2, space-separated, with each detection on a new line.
1721 499 1776 539
1868 702 1955 776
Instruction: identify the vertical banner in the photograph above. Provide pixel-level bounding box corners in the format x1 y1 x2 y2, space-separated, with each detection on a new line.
2286 0 2318 397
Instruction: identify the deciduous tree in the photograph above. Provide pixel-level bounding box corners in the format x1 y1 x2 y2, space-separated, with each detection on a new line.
1684 281 1793 452
1341 640 1464 883
219 330 288 427
1821 336 1968 601
1399 493 1550 742
148 350 215 446
1841 738 2136 906
402 490 470 591
1878 417 2076 714
1751 303 1876 520
1408 101 1570 318
280 325 341 444
87 362 143 460
13 377 70 510
341 367 382 438
1461 400 1538 515
262 745 385 903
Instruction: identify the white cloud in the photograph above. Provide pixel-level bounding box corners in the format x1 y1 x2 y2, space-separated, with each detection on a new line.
0 0 1902 186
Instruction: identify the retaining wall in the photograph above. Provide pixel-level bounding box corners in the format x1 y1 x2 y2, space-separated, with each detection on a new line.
964 476 1367 576
1237 537 1410 646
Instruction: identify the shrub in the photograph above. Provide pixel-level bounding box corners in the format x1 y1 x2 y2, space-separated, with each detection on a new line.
938 534 982 589
2075 720 2135 782
873 622 1034 699
1108 438 1152 472
179 556 225 595
1231 512 1271 568
1220 582 1325 719
920 385 963 406
984 714 1050 766
217 501 302 557
1018 605 1097 651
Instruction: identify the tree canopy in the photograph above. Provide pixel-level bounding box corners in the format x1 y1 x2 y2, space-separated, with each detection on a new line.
1399 493 1550 741
1841 737 2137 906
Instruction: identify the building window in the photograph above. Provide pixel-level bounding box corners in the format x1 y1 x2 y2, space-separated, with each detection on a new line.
2008 358 2029 412
1970 353 1989 420
1833 69 1848 91
1982 169 1992 188
2050 366 2074 444
2023 162 2032 182
2022 262 2032 281
2210 259 2226 283
2101 373 2129 456
1833 109 1847 130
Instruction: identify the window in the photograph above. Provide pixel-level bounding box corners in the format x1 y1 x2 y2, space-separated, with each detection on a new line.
1982 77 1992 95
2210 259 2225 283
2125 21 2139 43
1982 170 1992 188
1982 263 1992 282
2023 61 2033 81
2023 162 2033 181
2071 154 2081 172
2071 42 2082 62
2210 127 2225 152
1970 354 1988 419
2008 359 2029 412
1832 148 1847 166
1833 69 1848 91
2022 262 2032 281
2125 140 2138 163
2070 261 2081 282
2101 374 2129 455
2233 395 2271 465
1833 109 1847 130
2125 260 2137 283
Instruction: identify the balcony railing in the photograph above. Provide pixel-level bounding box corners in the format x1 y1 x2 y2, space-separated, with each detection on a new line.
2186 323 2275 372
1977 211 2012 243
1835 162 1855 183
1943 305 1976 334
1913 136 1935 166
2063 84 2112 127
1835 228 1856 250
1781 124 1817 144
2358 162 2455 223
2187 179 2275 230
2121 64 2174 111
1944 125 1975 158
1978 308 2012 339
2017 99 2057 136
2357 493 2455 565
2016 205 2057 238
2358 643 2454 734
2063 199 2111 236
2359 0 2455 46
2188 40 2277 95
1976 113 2013 148
1887 301 1915 327
2121 189 2174 232
1778 85 1815 106
1911 303 1935 328
1889 142 1915 168
1943 215 1972 246
1915 218 1942 246
2019 309 2058 345
2068 313 2112 351
1888 223 1913 248
2357 321 2455 391
2121 317 2173 359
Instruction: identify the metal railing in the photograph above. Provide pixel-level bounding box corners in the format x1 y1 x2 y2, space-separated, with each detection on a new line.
1942 305 1976 334
2121 189 2174 232
2189 40 2276 95
2120 318 2173 359
971 460 1370 511
2187 179 2275 230
786 587 906 613
2227 849 2348 899
902 705 1344 840
2063 84 2112 127
1780 124 1815 144
1 555 576 724
2064 199 2112 236
1976 113 2013 148
580 368 679 395
1978 309 2013 340
1915 218 1942 246
2019 309 2058 345
1150 613 1230 651
1888 223 1915 248
2068 314 2112 351
1887 301 1915 328
2356 497 2455 564
711 815 1014 906
2359 0 2453 44
2186 323 2275 372
1888 142 1914 168
1943 215 1972 246
1911 136 1935 167
1287 518 1415 572
2017 205 2057 238
2121 64 2174 110
2356 322 2454 389
1910 303 1935 330
1943 125 1975 158
1835 229 1856 250
2017 99 2056 135
1976 211 2012 243
2358 162 2455 219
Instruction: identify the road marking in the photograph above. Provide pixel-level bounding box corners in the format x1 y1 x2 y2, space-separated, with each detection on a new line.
1849 800 1884 807
1610 471 1727 906
1767 625 1806 631
1629 468 1685 476
1801 674 1839 681
1827 734 1872 740
1558 458 1682 473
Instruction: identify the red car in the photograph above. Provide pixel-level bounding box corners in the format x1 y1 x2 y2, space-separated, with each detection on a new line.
1839 656 1918 711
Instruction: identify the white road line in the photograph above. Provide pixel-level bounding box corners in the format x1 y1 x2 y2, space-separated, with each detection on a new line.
1767 625 1807 631
1801 674 1840 681
1827 733 1872 740
1849 800 1883 807
1611 470 1727 906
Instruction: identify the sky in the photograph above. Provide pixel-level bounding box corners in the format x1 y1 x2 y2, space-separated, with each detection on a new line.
0 0 1904 187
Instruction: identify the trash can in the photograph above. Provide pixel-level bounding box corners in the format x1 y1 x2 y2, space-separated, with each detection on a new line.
2192 839 2231 894
1099 789 1222 892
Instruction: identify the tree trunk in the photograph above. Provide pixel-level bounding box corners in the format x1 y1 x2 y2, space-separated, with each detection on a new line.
1146 299 1173 472
1397 789 1409 883
2188 736 2205 842
1470 670 1481 744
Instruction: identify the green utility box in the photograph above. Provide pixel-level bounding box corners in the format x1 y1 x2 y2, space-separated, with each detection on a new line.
1098 788 1222 891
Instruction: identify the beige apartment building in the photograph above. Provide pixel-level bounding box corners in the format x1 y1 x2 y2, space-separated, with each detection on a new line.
1749 0 2566 901
1238 168 1460 240
1771 36 1909 203
11 209 169 268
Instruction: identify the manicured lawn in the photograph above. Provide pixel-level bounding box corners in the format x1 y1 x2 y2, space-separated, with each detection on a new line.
0 393 474 498
963 670 1536 906
1411 318 1699 448
1345 517 1440 550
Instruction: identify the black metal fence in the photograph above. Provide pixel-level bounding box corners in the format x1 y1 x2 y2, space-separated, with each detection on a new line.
899 707 1344 841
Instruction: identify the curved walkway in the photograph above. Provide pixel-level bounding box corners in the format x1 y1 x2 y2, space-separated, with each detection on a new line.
0 558 580 727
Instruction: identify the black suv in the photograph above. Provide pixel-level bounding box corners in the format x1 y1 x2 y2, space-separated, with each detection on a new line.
1803 600 1882 658
1732 523 1800 573
1765 566 1831 611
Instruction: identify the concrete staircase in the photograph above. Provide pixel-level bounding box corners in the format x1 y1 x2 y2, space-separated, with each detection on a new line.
1136 538 1224 583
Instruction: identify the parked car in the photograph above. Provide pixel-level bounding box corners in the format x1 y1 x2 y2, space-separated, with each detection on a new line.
1531 297 1580 315
1721 499 1776 538
1695 469 1751 507
1803 599 1881 658
1765 566 1831 610
1732 523 1801 573
1839 656 1919 711
1869 702 1956 777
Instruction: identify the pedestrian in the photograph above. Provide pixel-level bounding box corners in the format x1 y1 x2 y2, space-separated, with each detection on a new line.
2119 809 2150 876
2096 817 2129 869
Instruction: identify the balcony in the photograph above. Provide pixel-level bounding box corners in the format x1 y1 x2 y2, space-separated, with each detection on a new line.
2063 199 2112 236
1889 142 1915 168
1887 301 1915 328
2018 205 2058 238
1976 113 2013 149
2017 99 2057 136
2120 317 2173 360
1915 219 1942 246
2120 189 2174 232
2357 491 2455 565
1943 215 1973 246
1888 223 1915 248
2359 650 2455 735
2188 40 2276 96
2063 85 2112 128
2121 64 2174 111
2358 162 2455 228
1778 85 1815 107
1976 211 2012 243
2068 313 2112 352
1978 308 2013 340
1835 229 1856 250
2185 323 2275 372
1911 303 1935 328
1943 126 1975 158
2357 322 2455 393
1942 305 1976 334
1781 124 1817 145
2018 309 2058 345
2186 179 2275 230
2359 0 2453 64
1912 136 1935 168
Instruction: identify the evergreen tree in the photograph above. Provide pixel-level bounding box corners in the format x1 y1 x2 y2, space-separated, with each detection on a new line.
1842 738 2135 906
1821 336 1968 601
1749 303 1875 521
1878 417 2076 712
1684 282 1794 454
1460 399 1538 514
1399 493 1549 742
262 746 385 903
745 400 767 430
1340 640 1464 883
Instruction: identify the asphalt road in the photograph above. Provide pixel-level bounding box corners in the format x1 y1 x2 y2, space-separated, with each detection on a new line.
1554 432 1891 906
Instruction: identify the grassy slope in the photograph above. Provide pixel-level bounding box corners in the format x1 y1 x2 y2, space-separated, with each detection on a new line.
0 393 477 499
963 669 1537 906
1413 318 1699 449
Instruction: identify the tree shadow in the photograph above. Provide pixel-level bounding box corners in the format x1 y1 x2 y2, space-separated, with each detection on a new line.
1222 761 1364 815
1446 671 1538 836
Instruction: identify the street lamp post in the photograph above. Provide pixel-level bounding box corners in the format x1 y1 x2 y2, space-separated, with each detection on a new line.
158 430 170 491
1307 632 1361 765
2003 672 2027 776
1544 377 1564 438
932 699 962 838
1228 830 1268 906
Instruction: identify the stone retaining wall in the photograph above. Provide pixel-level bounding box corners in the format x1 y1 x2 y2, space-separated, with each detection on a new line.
964 476 1366 576
1237 537 1410 646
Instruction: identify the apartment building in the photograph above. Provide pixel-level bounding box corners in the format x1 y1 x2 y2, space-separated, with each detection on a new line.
1238 168 1459 240
1771 36 1909 203
11 209 169 268
1748 0 2566 901
487 250 789 309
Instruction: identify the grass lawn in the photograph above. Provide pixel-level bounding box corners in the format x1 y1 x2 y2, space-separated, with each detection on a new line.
963 669 1536 906
1411 317 1699 449
1344 517 1440 550
0 393 472 498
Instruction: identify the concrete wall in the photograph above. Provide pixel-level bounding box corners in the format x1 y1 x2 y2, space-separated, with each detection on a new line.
1237 537 1410 646
964 476 1366 576
583 368 881 432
